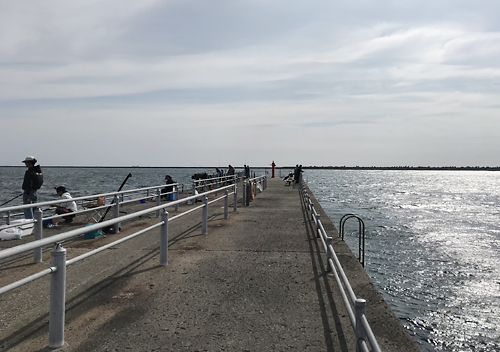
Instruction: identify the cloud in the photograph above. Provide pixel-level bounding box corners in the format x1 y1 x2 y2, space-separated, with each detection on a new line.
1 0 500 166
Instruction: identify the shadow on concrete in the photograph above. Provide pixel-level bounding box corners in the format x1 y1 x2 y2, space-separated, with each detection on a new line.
0 219 204 351
299 186 350 352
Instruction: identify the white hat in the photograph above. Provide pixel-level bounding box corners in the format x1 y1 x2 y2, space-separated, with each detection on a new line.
22 156 37 163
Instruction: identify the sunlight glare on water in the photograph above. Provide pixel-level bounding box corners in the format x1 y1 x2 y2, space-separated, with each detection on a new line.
306 170 500 352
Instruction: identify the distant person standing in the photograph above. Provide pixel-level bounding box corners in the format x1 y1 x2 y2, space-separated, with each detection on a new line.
297 165 303 183
293 164 299 184
163 175 176 201
227 165 235 176
21 156 43 219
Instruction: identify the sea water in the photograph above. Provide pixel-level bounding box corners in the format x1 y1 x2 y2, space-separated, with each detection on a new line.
1 167 499 351
306 169 500 352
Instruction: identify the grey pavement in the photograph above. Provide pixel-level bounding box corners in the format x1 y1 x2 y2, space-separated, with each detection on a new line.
0 178 419 351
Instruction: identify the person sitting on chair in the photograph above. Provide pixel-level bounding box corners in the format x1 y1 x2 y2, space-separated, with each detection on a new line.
53 186 78 223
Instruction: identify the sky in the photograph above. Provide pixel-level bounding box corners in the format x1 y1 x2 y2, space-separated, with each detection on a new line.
1 0 499 167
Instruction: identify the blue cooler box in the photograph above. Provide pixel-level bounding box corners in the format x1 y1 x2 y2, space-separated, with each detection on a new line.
84 223 101 239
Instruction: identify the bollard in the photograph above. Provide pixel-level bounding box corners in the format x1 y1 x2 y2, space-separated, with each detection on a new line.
48 243 67 349
113 195 120 234
355 299 368 352
202 196 208 235
233 185 238 212
33 208 43 263
160 211 169 266
224 189 229 219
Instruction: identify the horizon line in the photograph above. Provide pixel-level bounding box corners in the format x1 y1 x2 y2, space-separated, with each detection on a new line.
1 165 500 170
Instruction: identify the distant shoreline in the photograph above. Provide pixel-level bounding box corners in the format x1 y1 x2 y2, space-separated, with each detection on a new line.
303 166 500 171
1 165 500 171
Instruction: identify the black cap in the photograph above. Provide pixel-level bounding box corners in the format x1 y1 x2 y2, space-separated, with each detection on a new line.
55 186 66 193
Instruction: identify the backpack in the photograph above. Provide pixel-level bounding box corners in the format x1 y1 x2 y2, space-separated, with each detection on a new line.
32 171 43 189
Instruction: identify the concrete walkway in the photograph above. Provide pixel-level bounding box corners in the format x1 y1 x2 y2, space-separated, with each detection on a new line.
0 178 419 351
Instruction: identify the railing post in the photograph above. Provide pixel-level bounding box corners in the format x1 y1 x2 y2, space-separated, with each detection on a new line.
160 211 169 266
224 189 229 219
316 214 321 238
355 299 367 352
175 186 179 211
242 182 247 206
33 208 43 263
156 188 161 217
326 238 334 272
245 182 251 206
113 195 120 234
202 196 208 235
233 185 238 212
48 243 67 349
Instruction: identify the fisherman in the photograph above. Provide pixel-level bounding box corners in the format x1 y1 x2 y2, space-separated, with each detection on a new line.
21 156 43 219
53 186 78 223
162 175 176 201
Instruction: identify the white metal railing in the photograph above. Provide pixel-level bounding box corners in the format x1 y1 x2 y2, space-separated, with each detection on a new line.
0 183 181 228
191 174 238 197
300 181 381 352
0 181 247 349
242 175 267 206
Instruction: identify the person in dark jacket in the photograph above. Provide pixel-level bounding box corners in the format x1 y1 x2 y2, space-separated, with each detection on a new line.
162 175 176 201
22 156 43 219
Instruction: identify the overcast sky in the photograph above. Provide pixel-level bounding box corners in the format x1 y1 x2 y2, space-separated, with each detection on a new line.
1 0 499 167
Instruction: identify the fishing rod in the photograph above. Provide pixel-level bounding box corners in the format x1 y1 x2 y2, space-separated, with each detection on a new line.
0 193 24 207
97 173 132 224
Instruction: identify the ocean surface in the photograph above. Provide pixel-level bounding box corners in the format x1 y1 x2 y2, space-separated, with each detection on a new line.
306 169 500 352
1 167 499 351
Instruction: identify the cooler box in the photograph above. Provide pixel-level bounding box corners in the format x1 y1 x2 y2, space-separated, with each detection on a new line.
84 223 101 239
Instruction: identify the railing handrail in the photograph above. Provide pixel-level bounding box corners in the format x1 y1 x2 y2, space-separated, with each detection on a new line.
0 183 228 261
191 175 238 193
192 174 236 184
300 181 381 352
0 175 274 349
248 175 266 182
0 183 180 214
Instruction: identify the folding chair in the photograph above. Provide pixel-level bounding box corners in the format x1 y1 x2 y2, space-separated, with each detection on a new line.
81 195 106 223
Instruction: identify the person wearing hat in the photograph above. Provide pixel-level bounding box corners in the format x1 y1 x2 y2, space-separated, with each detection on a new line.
52 186 78 223
21 156 43 219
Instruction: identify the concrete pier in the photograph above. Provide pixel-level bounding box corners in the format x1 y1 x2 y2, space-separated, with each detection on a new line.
0 178 419 351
